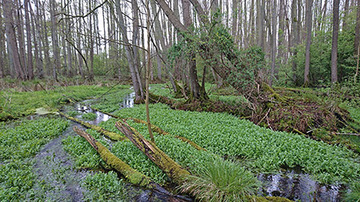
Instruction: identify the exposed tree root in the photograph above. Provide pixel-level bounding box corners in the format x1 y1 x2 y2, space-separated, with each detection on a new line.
60 112 126 141
73 126 156 189
115 121 190 184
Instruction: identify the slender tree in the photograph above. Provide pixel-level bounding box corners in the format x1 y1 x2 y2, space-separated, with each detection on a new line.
304 0 313 85
331 0 340 83
25 0 33 79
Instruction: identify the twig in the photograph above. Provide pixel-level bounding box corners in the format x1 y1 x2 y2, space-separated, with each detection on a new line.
336 133 360 136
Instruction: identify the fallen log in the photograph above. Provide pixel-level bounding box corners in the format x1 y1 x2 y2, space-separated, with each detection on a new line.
115 121 190 184
73 126 156 189
60 112 126 141
91 107 206 151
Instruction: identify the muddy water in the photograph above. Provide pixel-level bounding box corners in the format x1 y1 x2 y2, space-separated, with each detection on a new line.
258 168 342 201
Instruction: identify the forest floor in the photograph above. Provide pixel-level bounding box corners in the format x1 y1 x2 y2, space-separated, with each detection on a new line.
1 80 360 201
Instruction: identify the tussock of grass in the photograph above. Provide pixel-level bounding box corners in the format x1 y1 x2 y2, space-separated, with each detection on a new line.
179 158 260 202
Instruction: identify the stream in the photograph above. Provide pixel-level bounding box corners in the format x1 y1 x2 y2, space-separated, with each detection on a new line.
33 91 345 201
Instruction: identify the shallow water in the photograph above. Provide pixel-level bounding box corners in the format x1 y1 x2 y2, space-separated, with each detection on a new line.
258 167 342 201
33 123 88 201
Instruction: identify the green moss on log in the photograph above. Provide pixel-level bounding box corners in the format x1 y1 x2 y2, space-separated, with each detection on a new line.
73 127 156 189
60 112 126 141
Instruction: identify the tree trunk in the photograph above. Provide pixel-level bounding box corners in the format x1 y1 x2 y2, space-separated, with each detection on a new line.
41 1 51 77
355 0 360 56
0 6 5 78
25 0 33 79
30 2 43 79
270 0 277 86
304 0 313 85
15 0 27 79
50 0 60 81
3 0 24 80
182 0 202 99
115 121 190 184
73 127 157 189
113 0 144 103
331 0 340 83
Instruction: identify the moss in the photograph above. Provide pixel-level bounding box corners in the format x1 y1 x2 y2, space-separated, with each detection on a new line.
60 112 126 141
95 142 155 189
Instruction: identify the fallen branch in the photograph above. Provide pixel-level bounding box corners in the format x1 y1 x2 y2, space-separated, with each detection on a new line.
336 133 360 136
73 126 156 189
60 112 126 141
115 121 190 184
91 107 206 151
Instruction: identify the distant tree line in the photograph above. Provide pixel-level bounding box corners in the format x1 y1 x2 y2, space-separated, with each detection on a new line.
0 0 359 90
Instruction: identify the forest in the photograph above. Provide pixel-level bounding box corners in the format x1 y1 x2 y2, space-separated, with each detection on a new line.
1 0 360 201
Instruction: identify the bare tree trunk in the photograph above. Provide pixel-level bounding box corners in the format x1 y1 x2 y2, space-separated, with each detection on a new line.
355 0 360 56
41 1 51 77
113 0 144 103
0 6 5 78
30 2 43 79
304 0 313 85
291 0 298 83
331 0 340 83
76 0 84 78
270 0 277 86
3 0 24 80
132 0 144 99
15 0 27 79
232 0 238 38
50 0 59 81
24 0 33 79
88 0 94 80
182 0 202 99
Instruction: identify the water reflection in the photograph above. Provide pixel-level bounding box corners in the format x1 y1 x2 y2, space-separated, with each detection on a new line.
258 169 342 201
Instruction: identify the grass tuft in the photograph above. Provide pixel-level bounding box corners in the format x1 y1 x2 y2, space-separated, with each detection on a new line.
179 158 260 202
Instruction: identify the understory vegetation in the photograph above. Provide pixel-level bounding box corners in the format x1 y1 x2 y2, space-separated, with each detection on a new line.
0 118 68 201
1 82 360 201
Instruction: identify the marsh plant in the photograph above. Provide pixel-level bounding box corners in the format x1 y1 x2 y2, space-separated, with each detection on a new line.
82 112 97 121
179 158 260 202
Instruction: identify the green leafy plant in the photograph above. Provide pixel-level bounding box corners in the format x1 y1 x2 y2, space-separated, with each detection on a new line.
179 158 259 202
83 171 130 201
82 112 97 121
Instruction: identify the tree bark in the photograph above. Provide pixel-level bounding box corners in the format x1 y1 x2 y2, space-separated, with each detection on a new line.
31 1 44 78
3 0 24 80
355 0 360 56
115 121 190 184
50 0 60 81
113 0 144 103
73 127 157 189
15 0 26 79
331 0 340 83
304 0 313 85
25 0 33 79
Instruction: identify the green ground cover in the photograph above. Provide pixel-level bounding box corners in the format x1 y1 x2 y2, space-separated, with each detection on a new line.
0 118 69 201
113 103 360 184
0 85 120 120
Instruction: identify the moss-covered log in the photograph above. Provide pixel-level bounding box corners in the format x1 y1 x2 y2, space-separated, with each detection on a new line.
115 121 190 184
91 107 206 151
73 126 156 189
60 112 126 141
